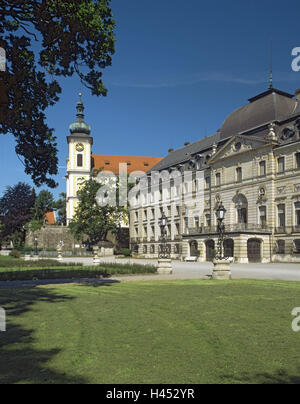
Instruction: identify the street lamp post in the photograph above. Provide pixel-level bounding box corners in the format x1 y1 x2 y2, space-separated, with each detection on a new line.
215 202 226 260
34 236 38 257
157 212 172 274
212 201 231 280
159 212 170 259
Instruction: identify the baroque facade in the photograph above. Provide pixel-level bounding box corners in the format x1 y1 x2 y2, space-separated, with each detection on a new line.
129 87 300 263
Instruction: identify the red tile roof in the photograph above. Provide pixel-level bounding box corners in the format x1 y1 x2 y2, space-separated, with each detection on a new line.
45 211 56 225
92 155 163 175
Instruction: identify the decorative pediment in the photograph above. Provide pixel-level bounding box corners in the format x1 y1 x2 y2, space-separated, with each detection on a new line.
208 135 269 164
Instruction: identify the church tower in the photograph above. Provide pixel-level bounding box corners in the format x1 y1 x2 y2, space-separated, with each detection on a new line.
66 94 93 224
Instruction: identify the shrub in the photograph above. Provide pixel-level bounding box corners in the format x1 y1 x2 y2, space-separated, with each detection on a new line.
9 250 21 259
0 262 157 281
120 248 131 257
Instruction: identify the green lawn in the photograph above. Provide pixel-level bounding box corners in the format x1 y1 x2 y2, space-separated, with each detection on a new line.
0 279 300 384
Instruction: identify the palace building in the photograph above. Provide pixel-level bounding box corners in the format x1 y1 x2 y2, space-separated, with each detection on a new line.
129 86 300 263
66 95 163 225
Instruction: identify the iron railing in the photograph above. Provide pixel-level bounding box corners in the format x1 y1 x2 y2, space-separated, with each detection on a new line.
186 224 271 235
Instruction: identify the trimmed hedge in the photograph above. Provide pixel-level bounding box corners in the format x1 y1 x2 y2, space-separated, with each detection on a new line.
0 257 83 268
0 263 157 281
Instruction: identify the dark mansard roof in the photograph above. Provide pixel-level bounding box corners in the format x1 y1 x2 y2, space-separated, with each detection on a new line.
150 88 300 173
220 88 297 141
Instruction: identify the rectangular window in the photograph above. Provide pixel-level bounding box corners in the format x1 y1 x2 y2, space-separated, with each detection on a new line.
236 167 242 182
259 161 266 176
278 157 285 173
295 202 300 226
216 173 221 186
296 153 300 169
205 214 211 227
259 206 267 227
167 224 171 238
77 154 83 167
205 176 211 189
277 240 285 254
193 179 197 192
278 204 285 228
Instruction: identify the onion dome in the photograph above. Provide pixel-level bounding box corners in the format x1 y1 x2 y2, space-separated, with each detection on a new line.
69 93 91 136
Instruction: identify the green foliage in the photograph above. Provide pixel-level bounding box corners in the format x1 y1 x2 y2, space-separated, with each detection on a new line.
0 182 36 247
32 190 55 221
0 262 156 281
0 256 83 268
9 250 21 259
54 192 67 225
69 172 127 246
0 0 115 187
25 219 43 233
120 248 131 257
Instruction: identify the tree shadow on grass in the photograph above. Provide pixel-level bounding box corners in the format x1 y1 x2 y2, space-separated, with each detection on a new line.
78 279 120 288
220 368 300 384
0 286 87 384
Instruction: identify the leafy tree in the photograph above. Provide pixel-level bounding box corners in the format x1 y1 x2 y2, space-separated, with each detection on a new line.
54 192 67 225
69 172 127 247
32 190 55 221
0 182 36 247
0 0 115 187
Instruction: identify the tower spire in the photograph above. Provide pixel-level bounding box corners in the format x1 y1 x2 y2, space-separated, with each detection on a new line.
76 92 84 122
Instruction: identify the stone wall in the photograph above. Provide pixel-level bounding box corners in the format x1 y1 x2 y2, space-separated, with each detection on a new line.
25 225 77 250
25 225 129 252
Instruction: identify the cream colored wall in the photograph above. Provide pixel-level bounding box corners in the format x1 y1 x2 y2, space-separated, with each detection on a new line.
66 137 92 224
129 138 300 261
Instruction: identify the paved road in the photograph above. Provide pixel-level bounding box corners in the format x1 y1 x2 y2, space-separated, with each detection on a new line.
61 257 300 281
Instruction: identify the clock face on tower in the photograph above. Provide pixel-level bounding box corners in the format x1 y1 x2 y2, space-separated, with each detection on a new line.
76 143 84 152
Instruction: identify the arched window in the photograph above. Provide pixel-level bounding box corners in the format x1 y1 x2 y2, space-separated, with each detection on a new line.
233 194 248 225
294 240 300 254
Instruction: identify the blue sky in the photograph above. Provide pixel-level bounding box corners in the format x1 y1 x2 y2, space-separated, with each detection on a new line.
1 0 300 199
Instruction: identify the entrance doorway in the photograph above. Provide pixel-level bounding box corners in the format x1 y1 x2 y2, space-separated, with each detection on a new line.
205 239 215 262
247 239 261 263
190 240 198 257
224 239 234 258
